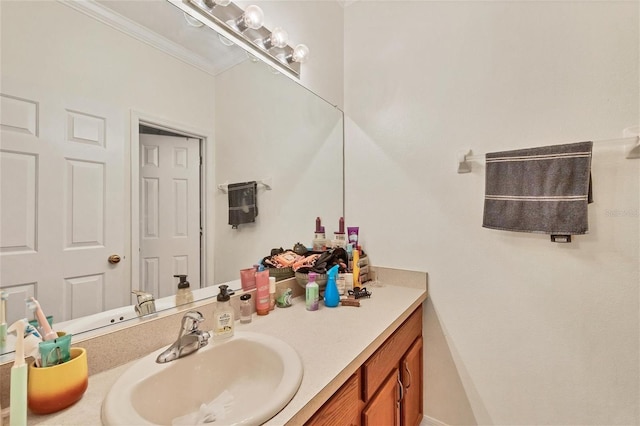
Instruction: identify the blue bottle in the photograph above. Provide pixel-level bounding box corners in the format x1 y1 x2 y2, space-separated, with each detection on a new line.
324 265 341 308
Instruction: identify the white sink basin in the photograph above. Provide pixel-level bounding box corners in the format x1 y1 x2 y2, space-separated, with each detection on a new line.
102 331 303 425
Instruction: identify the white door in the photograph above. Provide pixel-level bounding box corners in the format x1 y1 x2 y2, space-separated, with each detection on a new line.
0 93 127 324
139 134 201 298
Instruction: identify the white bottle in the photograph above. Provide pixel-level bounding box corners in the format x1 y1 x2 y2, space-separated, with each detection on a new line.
213 285 234 341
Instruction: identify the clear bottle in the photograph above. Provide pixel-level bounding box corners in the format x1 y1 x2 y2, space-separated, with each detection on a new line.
306 272 319 311
213 285 234 341
240 294 252 324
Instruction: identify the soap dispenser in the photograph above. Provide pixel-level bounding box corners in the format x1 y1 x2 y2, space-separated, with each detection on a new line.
174 274 194 307
213 285 234 341
324 265 341 308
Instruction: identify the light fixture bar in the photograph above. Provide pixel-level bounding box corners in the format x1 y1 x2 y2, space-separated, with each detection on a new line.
179 0 302 78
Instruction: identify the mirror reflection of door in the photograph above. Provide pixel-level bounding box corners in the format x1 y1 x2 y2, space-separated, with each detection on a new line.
139 129 201 298
0 95 127 324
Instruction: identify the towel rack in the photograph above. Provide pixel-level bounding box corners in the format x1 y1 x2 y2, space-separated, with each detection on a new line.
457 136 640 174
217 178 273 193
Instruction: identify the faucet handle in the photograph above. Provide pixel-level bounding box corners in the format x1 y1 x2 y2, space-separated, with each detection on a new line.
181 311 204 332
132 290 156 316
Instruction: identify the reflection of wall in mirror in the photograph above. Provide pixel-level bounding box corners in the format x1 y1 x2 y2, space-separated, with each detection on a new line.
214 60 344 283
0 0 215 328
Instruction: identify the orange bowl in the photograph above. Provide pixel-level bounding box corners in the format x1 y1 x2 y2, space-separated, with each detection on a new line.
28 347 88 414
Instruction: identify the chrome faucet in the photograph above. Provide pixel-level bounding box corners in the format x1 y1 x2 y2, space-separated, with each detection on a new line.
132 290 156 317
156 311 211 364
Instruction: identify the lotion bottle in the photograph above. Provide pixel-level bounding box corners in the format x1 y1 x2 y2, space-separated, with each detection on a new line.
255 270 270 316
269 276 276 311
213 285 234 341
305 272 319 311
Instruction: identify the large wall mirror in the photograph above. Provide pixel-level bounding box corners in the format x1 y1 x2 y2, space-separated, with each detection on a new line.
0 0 343 357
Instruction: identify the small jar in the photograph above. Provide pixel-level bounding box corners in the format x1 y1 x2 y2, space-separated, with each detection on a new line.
240 294 252 324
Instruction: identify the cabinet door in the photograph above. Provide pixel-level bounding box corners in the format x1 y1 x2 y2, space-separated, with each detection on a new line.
362 369 400 426
306 372 361 426
401 337 423 426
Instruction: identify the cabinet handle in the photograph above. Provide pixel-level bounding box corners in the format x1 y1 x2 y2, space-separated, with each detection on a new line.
397 374 404 403
404 360 412 390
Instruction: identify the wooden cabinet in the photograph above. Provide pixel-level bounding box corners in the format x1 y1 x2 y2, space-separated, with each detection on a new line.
306 306 423 426
362 369 400 426
306 372 362 426
401 336 423 426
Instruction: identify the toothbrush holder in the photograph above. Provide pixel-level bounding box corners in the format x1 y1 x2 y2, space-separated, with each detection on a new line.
27 347 88 414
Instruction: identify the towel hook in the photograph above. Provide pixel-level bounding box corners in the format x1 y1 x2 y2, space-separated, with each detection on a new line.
457 149 473 173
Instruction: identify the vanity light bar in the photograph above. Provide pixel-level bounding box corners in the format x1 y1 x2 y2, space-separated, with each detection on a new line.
181 0 303 77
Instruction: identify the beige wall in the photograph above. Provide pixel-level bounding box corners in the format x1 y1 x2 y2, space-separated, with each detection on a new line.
212 60 343 283
343 1 639 425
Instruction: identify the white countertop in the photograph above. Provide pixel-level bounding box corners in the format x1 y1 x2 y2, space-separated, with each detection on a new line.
26 282 426 425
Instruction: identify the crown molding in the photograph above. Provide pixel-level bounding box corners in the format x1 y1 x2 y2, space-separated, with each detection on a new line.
57 0 218 76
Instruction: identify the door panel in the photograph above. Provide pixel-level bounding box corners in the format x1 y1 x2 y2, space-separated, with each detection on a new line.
362 369 400 426
0 93 126 324
139 134 200 298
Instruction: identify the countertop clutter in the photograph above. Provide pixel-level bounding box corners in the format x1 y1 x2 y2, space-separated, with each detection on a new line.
24 273 427 425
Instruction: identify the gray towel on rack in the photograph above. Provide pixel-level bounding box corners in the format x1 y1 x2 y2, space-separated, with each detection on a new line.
482 141 593 235
228 181 258 229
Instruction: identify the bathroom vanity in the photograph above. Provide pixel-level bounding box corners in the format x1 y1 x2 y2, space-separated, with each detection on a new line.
9 268 427 425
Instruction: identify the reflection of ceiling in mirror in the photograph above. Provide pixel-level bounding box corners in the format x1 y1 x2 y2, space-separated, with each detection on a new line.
94 0 248 74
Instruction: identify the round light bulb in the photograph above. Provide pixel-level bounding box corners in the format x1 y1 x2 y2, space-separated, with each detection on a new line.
243 5 264 30
218 34 234 46
183 12 203 27
292 44 309 63
270 27 289 49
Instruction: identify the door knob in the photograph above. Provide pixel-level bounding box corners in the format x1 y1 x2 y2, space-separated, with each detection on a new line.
108 254 121 264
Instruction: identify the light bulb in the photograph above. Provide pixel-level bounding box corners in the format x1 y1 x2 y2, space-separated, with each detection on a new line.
292 44 309 63
218 34 234 46
270 27 289 48
183 12 203 27
259 27 289 50
234 5 263 32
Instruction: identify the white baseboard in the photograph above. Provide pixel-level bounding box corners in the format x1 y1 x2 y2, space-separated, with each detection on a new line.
421 415 449 426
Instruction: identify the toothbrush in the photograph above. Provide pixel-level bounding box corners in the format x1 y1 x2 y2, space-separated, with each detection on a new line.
27 297 57 341
7 320 27 426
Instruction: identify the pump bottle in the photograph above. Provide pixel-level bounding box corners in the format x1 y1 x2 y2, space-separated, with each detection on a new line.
213 285 234 341
174 274 194 307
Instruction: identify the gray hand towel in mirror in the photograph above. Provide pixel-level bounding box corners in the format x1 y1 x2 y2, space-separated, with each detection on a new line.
482 141 593 235
228 181 258 229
